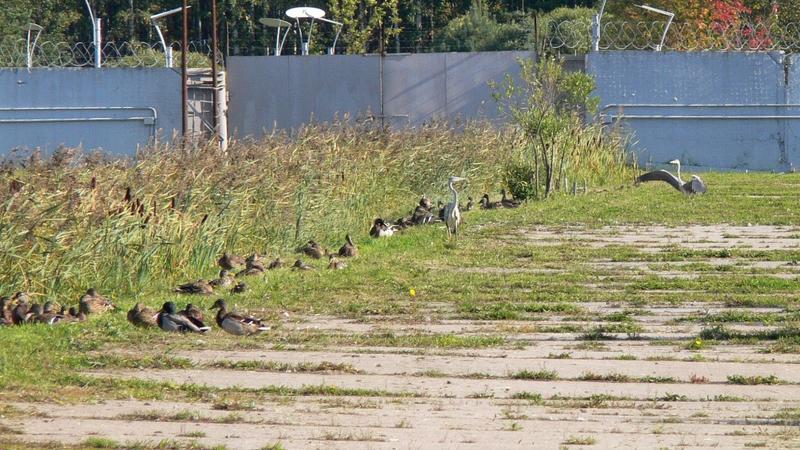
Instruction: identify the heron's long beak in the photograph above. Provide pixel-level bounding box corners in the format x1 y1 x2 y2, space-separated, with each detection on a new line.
668 159 680 165
452 177 466 182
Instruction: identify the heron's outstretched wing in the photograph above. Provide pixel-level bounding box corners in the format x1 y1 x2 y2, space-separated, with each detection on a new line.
689 176 707 194
636 170 683 192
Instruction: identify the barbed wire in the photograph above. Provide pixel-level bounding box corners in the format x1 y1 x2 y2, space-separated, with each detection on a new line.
0 39 214 68
548 20 800 53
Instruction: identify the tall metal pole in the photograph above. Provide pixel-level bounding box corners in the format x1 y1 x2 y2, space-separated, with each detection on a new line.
181 0 189 140
211 0 219 143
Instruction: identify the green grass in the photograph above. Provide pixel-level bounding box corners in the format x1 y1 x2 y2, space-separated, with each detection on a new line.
510 369 559 380
727 374 783 385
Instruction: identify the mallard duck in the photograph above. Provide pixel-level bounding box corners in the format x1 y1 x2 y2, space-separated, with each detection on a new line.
11 291 30 304
231 282 248 293
465 196 474 211
328 255 347 270
210 299 270 336
0 296 12 325
338 234 358 257
68 306 86 322
79 288 115 315
180 303 207 328
11 300 30 324
292 259 313 271
127 302 158 328
267 258 283 270
480 193 502 209
419 195 433 210
500 189 521 208
237 254 265 277
33 302 68 325
300 240 326 259
210 270 235 288
370 218 395 237
175 279 214 295
411 205 435 225
394 217 413 231
157 301 210 333
218 253 246 270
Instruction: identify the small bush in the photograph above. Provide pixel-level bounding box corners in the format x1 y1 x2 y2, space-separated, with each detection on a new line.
727 374 782 385
510 369 558 380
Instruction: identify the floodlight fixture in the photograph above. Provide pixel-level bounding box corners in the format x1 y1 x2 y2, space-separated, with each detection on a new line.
83 0 102 67
21 23 43 69
150 5 191 67
259 18 292 55
636 4 674 51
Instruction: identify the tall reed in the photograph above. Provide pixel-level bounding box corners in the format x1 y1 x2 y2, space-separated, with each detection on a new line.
0 121 519 300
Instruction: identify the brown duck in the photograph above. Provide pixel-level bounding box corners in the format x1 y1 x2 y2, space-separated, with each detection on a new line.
328 255 347 270
175 279 214 295
267 258 283 270
500 189 521 208
210 299 270 336
218 253 246 270
300 240 326 259
237 254 265 276
210 269 235 288
338 234 358 257
292 259 314 271
180 303 207 328
79 288 115 314
127 302 158 328
480 193 502 209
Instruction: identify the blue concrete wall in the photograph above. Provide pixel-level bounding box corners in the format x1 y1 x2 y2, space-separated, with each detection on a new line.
228 51 535 135
0 68 181 155
588 51 791 171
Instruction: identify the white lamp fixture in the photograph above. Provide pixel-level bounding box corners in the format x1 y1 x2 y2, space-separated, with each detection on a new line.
83 0 102 67
286 7 325 55
151 5 191 68
21 23 43 69
259 18 291 55
637 4 675 51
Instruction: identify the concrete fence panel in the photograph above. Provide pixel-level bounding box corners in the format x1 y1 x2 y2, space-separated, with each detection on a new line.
0 68 181 156
588 51 788 171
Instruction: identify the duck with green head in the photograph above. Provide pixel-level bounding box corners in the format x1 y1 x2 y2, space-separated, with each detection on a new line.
157 302 210 333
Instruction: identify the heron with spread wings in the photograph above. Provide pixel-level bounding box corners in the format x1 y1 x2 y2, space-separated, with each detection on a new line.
636 159 707 195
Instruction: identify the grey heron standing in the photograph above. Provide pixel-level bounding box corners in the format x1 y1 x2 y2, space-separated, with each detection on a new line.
443 176 466 238
636 159 707 195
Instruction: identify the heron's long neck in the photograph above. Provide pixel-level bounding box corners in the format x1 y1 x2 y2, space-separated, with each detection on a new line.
675 162 682 182
449 182 458 205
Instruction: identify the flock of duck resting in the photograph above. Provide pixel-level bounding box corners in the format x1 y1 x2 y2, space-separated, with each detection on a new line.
0 161 703 336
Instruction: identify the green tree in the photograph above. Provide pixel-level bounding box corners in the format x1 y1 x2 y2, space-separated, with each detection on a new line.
328 0 401 53
433 2 527 51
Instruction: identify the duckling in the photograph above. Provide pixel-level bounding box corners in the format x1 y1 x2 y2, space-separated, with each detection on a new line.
127 302 158 328
209 269 235 288
338 234 358 257
267 258 283 270
231 282 248 294
328 255 347 270
300 240 326 259
218 253 245 270
210 299 270 336
157 301 210 333
370 218 395 237
79 288 116 315
175 279 214 295
180 303 207 328
292 259 314 271
465 196 474 211
500 189 521 208
480 193 502 209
